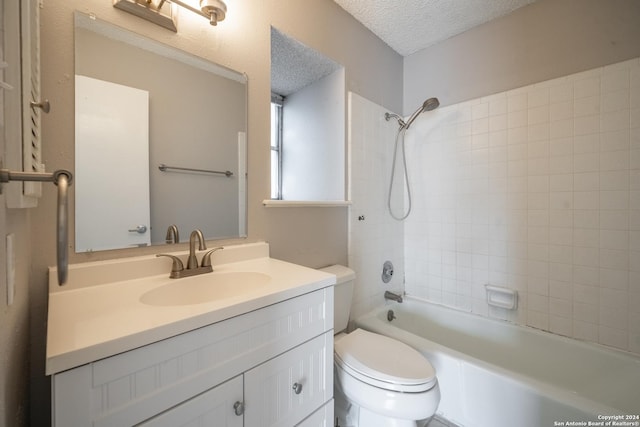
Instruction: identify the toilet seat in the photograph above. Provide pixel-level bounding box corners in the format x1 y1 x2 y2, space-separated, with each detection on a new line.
334 328 437 393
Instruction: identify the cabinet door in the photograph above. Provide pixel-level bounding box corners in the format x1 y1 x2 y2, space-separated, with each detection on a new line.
296 399 334 427
244 331 333 427
137 375 243 427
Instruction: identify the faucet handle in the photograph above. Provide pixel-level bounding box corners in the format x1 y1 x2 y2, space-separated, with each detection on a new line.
156 254 184 278
200 247 224 268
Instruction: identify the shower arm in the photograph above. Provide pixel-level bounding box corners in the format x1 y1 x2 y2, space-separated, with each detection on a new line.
385 112 406 128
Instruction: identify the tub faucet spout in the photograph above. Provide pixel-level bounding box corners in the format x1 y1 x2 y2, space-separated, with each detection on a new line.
384 290 403 303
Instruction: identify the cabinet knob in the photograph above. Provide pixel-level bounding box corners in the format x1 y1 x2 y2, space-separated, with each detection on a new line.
233 401 244 416
292 382 303 394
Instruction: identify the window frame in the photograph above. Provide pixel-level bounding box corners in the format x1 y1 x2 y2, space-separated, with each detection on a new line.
270 94 284 199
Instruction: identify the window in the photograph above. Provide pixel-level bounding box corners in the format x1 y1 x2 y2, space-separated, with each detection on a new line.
270 95 283 199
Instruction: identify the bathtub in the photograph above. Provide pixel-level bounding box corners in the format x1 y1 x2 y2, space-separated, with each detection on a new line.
355 297 640 427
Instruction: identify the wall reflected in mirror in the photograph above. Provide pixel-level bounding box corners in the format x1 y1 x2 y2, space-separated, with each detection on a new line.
74 12 247 252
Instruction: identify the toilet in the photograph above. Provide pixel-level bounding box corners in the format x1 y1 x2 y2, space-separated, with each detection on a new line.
320 265 440 427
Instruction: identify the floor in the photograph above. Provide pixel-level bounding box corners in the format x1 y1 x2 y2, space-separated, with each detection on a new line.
428 415 460 427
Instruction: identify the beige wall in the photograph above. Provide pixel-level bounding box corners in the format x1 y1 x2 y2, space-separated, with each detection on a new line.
20 0 402 425
404 0 640 113
0 209 30 427
1 2 33 426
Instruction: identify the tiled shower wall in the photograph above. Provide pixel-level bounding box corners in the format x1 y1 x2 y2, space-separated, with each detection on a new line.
347 92 405 321
403 57 640 354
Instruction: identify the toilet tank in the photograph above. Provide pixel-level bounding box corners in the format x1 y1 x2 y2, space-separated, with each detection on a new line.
319 265 356 333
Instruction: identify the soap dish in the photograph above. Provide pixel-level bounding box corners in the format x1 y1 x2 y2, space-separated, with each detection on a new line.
485 285 518 310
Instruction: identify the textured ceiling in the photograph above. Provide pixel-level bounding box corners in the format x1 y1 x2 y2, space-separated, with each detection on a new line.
271 27 341 97
333 0 537 56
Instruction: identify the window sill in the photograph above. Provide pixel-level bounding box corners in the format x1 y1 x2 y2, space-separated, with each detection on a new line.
262 200 351 208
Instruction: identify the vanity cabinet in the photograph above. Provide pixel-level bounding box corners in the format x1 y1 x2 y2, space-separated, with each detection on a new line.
51 287 334 426
244 333 332 426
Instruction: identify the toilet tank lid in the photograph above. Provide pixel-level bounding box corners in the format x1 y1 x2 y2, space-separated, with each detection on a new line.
319 265 355 284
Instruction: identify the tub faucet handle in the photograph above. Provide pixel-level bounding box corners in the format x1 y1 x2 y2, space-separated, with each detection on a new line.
382 260 394 283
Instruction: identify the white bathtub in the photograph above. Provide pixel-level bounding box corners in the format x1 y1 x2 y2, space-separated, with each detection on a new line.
355 297 640 427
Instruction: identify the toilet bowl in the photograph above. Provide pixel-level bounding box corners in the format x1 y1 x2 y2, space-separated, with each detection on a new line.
335 328 440 426
320 265 440 427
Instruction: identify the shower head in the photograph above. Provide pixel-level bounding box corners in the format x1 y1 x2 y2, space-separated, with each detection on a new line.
404 97 439 129
384 97 440 130
423 97 440 111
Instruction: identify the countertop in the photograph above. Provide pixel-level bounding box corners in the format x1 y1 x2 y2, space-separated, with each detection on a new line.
46 252 335 375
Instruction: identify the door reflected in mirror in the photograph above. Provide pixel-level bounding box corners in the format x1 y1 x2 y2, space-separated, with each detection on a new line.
74 12 247 252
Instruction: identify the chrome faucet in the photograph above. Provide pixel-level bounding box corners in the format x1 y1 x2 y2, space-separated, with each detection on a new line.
156 229 224 279
384 290 403 303
165 224 180 244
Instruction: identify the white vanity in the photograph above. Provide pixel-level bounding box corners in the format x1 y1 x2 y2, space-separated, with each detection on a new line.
47 242 336 426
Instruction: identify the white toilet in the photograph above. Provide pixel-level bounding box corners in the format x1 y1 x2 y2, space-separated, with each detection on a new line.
320 265 440 427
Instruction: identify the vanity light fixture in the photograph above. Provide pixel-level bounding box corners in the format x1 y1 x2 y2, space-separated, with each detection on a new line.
113 0 227 32
172 0 227 26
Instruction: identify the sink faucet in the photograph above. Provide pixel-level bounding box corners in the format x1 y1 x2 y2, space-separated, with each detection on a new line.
187 229 206 269
156 229 224 279
165 224 180 244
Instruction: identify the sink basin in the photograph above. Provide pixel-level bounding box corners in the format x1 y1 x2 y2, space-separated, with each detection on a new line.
140 272 272 306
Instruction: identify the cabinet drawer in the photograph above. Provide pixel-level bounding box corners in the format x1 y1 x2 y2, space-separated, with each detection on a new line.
244 331 333 427
296 399 334 427
138 376 243 427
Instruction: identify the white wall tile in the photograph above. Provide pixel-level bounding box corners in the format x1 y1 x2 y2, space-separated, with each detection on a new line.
599 325 627 350
574 210 600 228
574 76 601 99
508 92 528 112
602 68 630 93
599 268 628 290
342 58 640 356
550 119 574 139
574 115 600 135
600 210 629 230
601 129 630 152
550 101 573 121
602 90 630 113
600 150 629 171
600 190 629 210
550 83 573 104
574 96 600 117
599 249 628 270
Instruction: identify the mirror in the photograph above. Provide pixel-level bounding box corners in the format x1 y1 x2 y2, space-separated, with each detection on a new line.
74 12 247 252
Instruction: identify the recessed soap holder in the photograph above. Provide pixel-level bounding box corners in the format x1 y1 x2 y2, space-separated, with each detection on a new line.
485 285 518 310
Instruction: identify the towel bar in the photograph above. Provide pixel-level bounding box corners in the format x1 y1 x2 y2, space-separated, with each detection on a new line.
158 163 233 177
0 168 73 285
